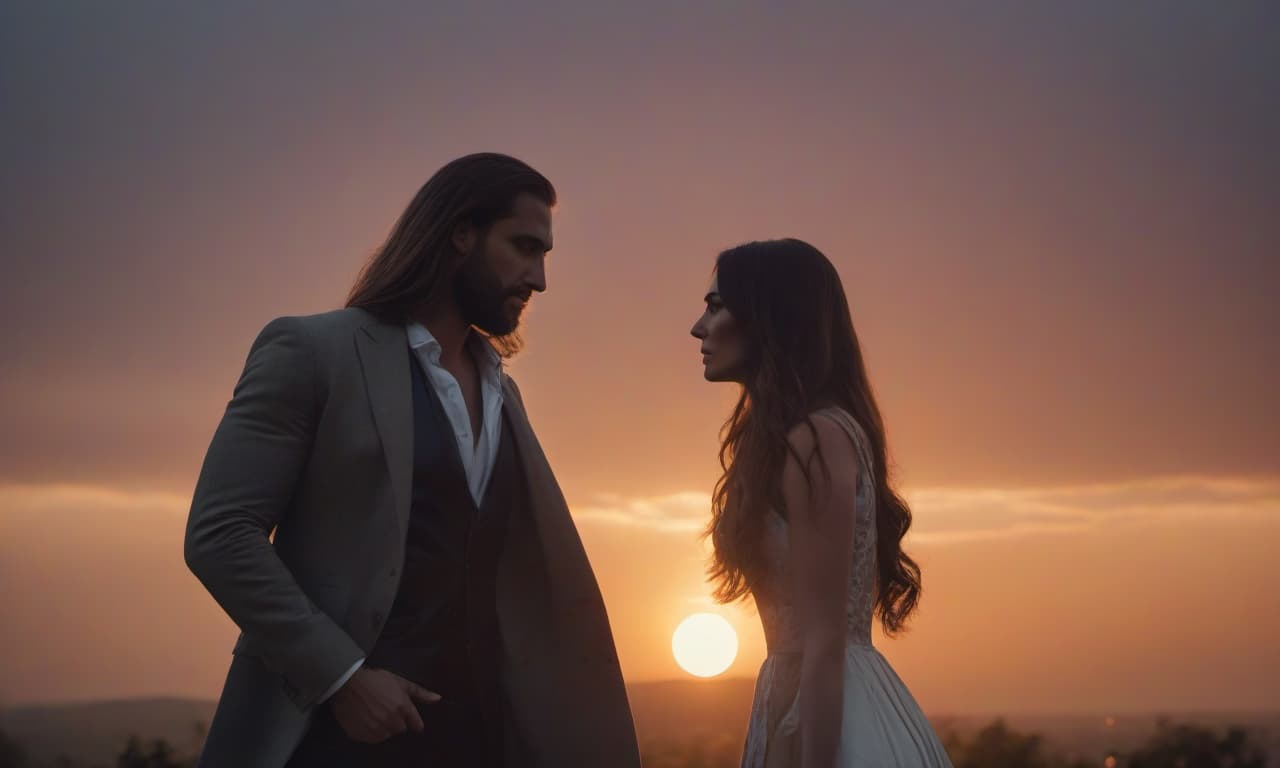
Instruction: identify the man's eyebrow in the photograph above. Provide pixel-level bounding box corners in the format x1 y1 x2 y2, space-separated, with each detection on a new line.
514 233 552 251
704 292 721 303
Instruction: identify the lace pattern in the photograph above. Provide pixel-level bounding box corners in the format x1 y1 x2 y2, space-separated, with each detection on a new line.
752 407 878 652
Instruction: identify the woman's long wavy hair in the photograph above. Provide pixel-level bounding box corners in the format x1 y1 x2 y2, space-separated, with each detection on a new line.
705 239 921 635
346 153 555 355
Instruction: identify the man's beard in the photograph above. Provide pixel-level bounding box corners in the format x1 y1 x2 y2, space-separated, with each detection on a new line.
453 247 527 356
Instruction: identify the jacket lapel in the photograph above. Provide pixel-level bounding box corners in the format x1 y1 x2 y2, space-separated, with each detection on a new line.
498 376 619 646
355 319 413 534
496 375 642 766
500 378 571 571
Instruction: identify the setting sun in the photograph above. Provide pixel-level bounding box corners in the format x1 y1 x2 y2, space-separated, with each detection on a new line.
672 613 739 678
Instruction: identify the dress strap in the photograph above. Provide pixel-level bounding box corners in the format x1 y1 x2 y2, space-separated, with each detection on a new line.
813 407 876 481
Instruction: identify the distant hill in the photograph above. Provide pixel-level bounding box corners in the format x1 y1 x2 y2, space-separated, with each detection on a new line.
0 680 753 765
2 682 1276 766
630 676 756 744
0 697 214 766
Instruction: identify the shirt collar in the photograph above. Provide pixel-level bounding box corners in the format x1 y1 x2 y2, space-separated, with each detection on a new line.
406 321 504 387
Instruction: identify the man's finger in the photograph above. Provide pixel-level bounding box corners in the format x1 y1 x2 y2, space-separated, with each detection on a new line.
407 682 442 704
403 700 426 733
386 708 411 736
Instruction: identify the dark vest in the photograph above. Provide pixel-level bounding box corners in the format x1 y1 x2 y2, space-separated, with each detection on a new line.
366 351 522 705
286 353 519 766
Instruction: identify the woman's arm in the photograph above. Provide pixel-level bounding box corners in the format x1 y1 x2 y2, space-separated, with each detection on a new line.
784 414 860 768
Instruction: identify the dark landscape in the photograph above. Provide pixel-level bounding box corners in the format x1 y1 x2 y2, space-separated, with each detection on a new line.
2 679 1275 767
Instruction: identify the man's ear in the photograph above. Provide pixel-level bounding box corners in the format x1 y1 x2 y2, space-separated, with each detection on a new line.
451 220 478 258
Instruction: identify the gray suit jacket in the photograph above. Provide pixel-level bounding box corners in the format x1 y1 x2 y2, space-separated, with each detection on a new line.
186 308 640 767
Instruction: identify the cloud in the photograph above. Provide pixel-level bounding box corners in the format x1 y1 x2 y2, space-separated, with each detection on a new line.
572 491 710 534
4 474 1276 547
570 475 1280 544
0 482 233 705
1 477 1278 707
905 475 1280 544
0 484 190 522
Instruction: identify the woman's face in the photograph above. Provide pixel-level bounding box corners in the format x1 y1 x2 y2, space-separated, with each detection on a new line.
690 273 748 383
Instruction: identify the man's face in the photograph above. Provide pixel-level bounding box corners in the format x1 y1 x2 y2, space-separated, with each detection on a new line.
453 192 553 336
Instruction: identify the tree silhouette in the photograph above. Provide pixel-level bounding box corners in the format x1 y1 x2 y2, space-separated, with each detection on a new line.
943 719 1097 768
1127 719 1268 768
188 720 207 755
0 727 28 768
116 736 190 768
640 740 738 768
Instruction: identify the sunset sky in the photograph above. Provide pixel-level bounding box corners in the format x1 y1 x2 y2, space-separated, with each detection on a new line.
2 3 1277 714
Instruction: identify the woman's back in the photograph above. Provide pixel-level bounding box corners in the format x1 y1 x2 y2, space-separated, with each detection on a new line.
741 408 952 768
752 408 878 654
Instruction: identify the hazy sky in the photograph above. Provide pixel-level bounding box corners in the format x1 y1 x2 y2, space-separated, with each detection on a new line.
2 2 1277 711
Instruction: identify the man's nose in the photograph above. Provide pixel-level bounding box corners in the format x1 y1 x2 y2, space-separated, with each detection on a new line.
527 258 547 293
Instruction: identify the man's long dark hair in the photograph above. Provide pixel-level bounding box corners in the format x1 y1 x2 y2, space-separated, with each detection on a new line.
346 153 556 327
706 238 922 635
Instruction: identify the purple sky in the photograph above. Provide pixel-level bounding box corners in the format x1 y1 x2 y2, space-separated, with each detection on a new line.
1 2 1277 708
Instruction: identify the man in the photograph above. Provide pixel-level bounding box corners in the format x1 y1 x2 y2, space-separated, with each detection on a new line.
185 153 640 767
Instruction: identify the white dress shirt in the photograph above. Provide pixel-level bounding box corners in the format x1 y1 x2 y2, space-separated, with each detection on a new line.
405 321 506 505
320 322 506 702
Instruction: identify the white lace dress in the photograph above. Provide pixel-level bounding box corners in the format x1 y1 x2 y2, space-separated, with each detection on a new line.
741 408 952 768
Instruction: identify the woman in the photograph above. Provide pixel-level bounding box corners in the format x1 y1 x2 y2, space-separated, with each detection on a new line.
689 239 952 768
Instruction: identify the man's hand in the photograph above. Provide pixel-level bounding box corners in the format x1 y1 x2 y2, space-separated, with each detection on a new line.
330 667 441 743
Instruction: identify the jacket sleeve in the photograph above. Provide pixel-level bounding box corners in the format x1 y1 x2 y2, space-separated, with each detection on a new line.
184 316 363 711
